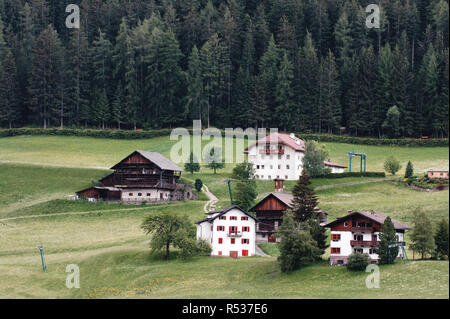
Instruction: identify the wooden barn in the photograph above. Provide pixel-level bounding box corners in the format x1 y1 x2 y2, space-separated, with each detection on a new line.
76 150 195 203
249 183 328 243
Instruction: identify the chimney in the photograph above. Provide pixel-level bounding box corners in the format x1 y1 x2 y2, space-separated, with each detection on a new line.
347 210 353 214
275 179 284 193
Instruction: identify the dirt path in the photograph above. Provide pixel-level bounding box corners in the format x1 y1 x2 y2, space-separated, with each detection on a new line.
202 184 218 213
255 244 271 257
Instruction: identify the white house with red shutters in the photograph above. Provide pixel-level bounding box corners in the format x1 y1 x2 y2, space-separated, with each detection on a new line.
196 206 256 258
324 210 411 265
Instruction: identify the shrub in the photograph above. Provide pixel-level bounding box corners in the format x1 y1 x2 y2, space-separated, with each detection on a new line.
347 252 371 271
194 179 203 192
384 156 402 175
314 172 386 179
404 161 414 178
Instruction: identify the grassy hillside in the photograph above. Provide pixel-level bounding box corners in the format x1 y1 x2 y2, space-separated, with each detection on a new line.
0 134 448 298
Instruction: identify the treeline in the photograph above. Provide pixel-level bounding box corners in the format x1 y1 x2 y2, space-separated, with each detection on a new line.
0 0 448 138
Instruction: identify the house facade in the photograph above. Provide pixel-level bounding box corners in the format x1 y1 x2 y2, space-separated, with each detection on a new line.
196 206 256 257
427 170 449 179
244 133 346 180
76 150 195 203
249 189 328 243
324 210 411 265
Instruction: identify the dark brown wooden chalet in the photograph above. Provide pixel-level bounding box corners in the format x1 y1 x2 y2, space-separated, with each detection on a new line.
76 150 193 203
249 192 328 243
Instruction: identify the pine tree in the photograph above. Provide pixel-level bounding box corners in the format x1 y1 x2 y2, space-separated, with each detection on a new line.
0 50 19 128
274 52 294 131
378 216 399 264
291 170 319 223
111 84 125 129
93 88 109 129
90 29 113 93
0 16 7 66
319 50 341 134
375 44 395 137
186 45 206 122
410 210 436 260
435 219 449 259
404 161 414 178
298 32 319 132
184 152 200 174
146 28 185 127
28 25 64 128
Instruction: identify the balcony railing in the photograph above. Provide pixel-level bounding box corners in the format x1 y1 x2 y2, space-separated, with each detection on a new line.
350 240 379 247
259 148 284 155
350 227 373 233
227 231 242 237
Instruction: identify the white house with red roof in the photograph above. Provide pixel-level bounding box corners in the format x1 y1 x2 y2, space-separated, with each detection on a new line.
324 210 411 265
196 206 257 258
244 132 346 180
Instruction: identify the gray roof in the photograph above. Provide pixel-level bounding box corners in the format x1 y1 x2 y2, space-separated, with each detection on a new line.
111 150 183 171
324 211 411 230
137 151 183 171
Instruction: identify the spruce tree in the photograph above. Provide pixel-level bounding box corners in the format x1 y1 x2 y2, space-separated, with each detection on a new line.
184 152 200 174
291 169 319 223
378 216 399 264
435 219 449 259
0 50 19 128
319 50 341 134
186 45 206 122
410 210 436 260
111 84 125 129
274 52 294 131
404 161 414 178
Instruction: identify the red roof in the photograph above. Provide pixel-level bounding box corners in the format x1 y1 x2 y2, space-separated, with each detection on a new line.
323 160 347 168
244 133 305 153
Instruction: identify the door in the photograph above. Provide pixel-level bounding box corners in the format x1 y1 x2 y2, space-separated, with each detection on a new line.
268 234 276 243
230 251 238 259
242 250 248 257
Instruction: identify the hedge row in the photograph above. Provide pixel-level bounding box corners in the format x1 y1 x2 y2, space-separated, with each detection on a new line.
0 128 448 146
295 133 449 147
0 128 174 139
315 172 386 179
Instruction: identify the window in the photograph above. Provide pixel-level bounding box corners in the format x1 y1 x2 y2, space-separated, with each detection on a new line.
217 226 224 231
242 238 250 244
354 248 363 253
369 248 377 254
230 216 237 221
278 155 282 160
218 238 223 244
278 165 281 169
331 248 341 254
261 175 264 179
285 175 288 179
270 165 273 169
242 226 250 232
241 217 249 221
146 193 151 197
230 226 238 233
268 175 271 180
231 238 235 244
138 193 142 197
287 155 290 160
129 193 133 196
286 165 290 169
219 216 226 220
331 234 341 241
211 225 213 231
344 222 348 227
218 251 222 256
261 165 265 169
255 175 259 179
256 165 260 169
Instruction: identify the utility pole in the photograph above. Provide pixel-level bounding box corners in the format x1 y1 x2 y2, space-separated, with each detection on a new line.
36 245 47 271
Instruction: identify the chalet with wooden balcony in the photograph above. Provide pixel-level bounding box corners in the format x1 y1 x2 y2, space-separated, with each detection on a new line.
249 185 328 243
325 210 411 265
76 150 195 203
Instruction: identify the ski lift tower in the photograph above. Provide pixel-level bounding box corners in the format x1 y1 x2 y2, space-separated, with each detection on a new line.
388 241 409 264
347 152 367 173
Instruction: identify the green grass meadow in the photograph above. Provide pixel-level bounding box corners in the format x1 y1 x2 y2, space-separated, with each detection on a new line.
0 134 448 298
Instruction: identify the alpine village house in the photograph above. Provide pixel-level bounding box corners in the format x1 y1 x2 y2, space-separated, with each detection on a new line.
76 150 195 203
248 180 328 243
196 206 257 257
244 132 346 180
325 210 411 265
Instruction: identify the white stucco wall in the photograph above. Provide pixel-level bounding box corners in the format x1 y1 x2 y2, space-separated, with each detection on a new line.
197 208 256 257
121 188 171 202
248 144 304 181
